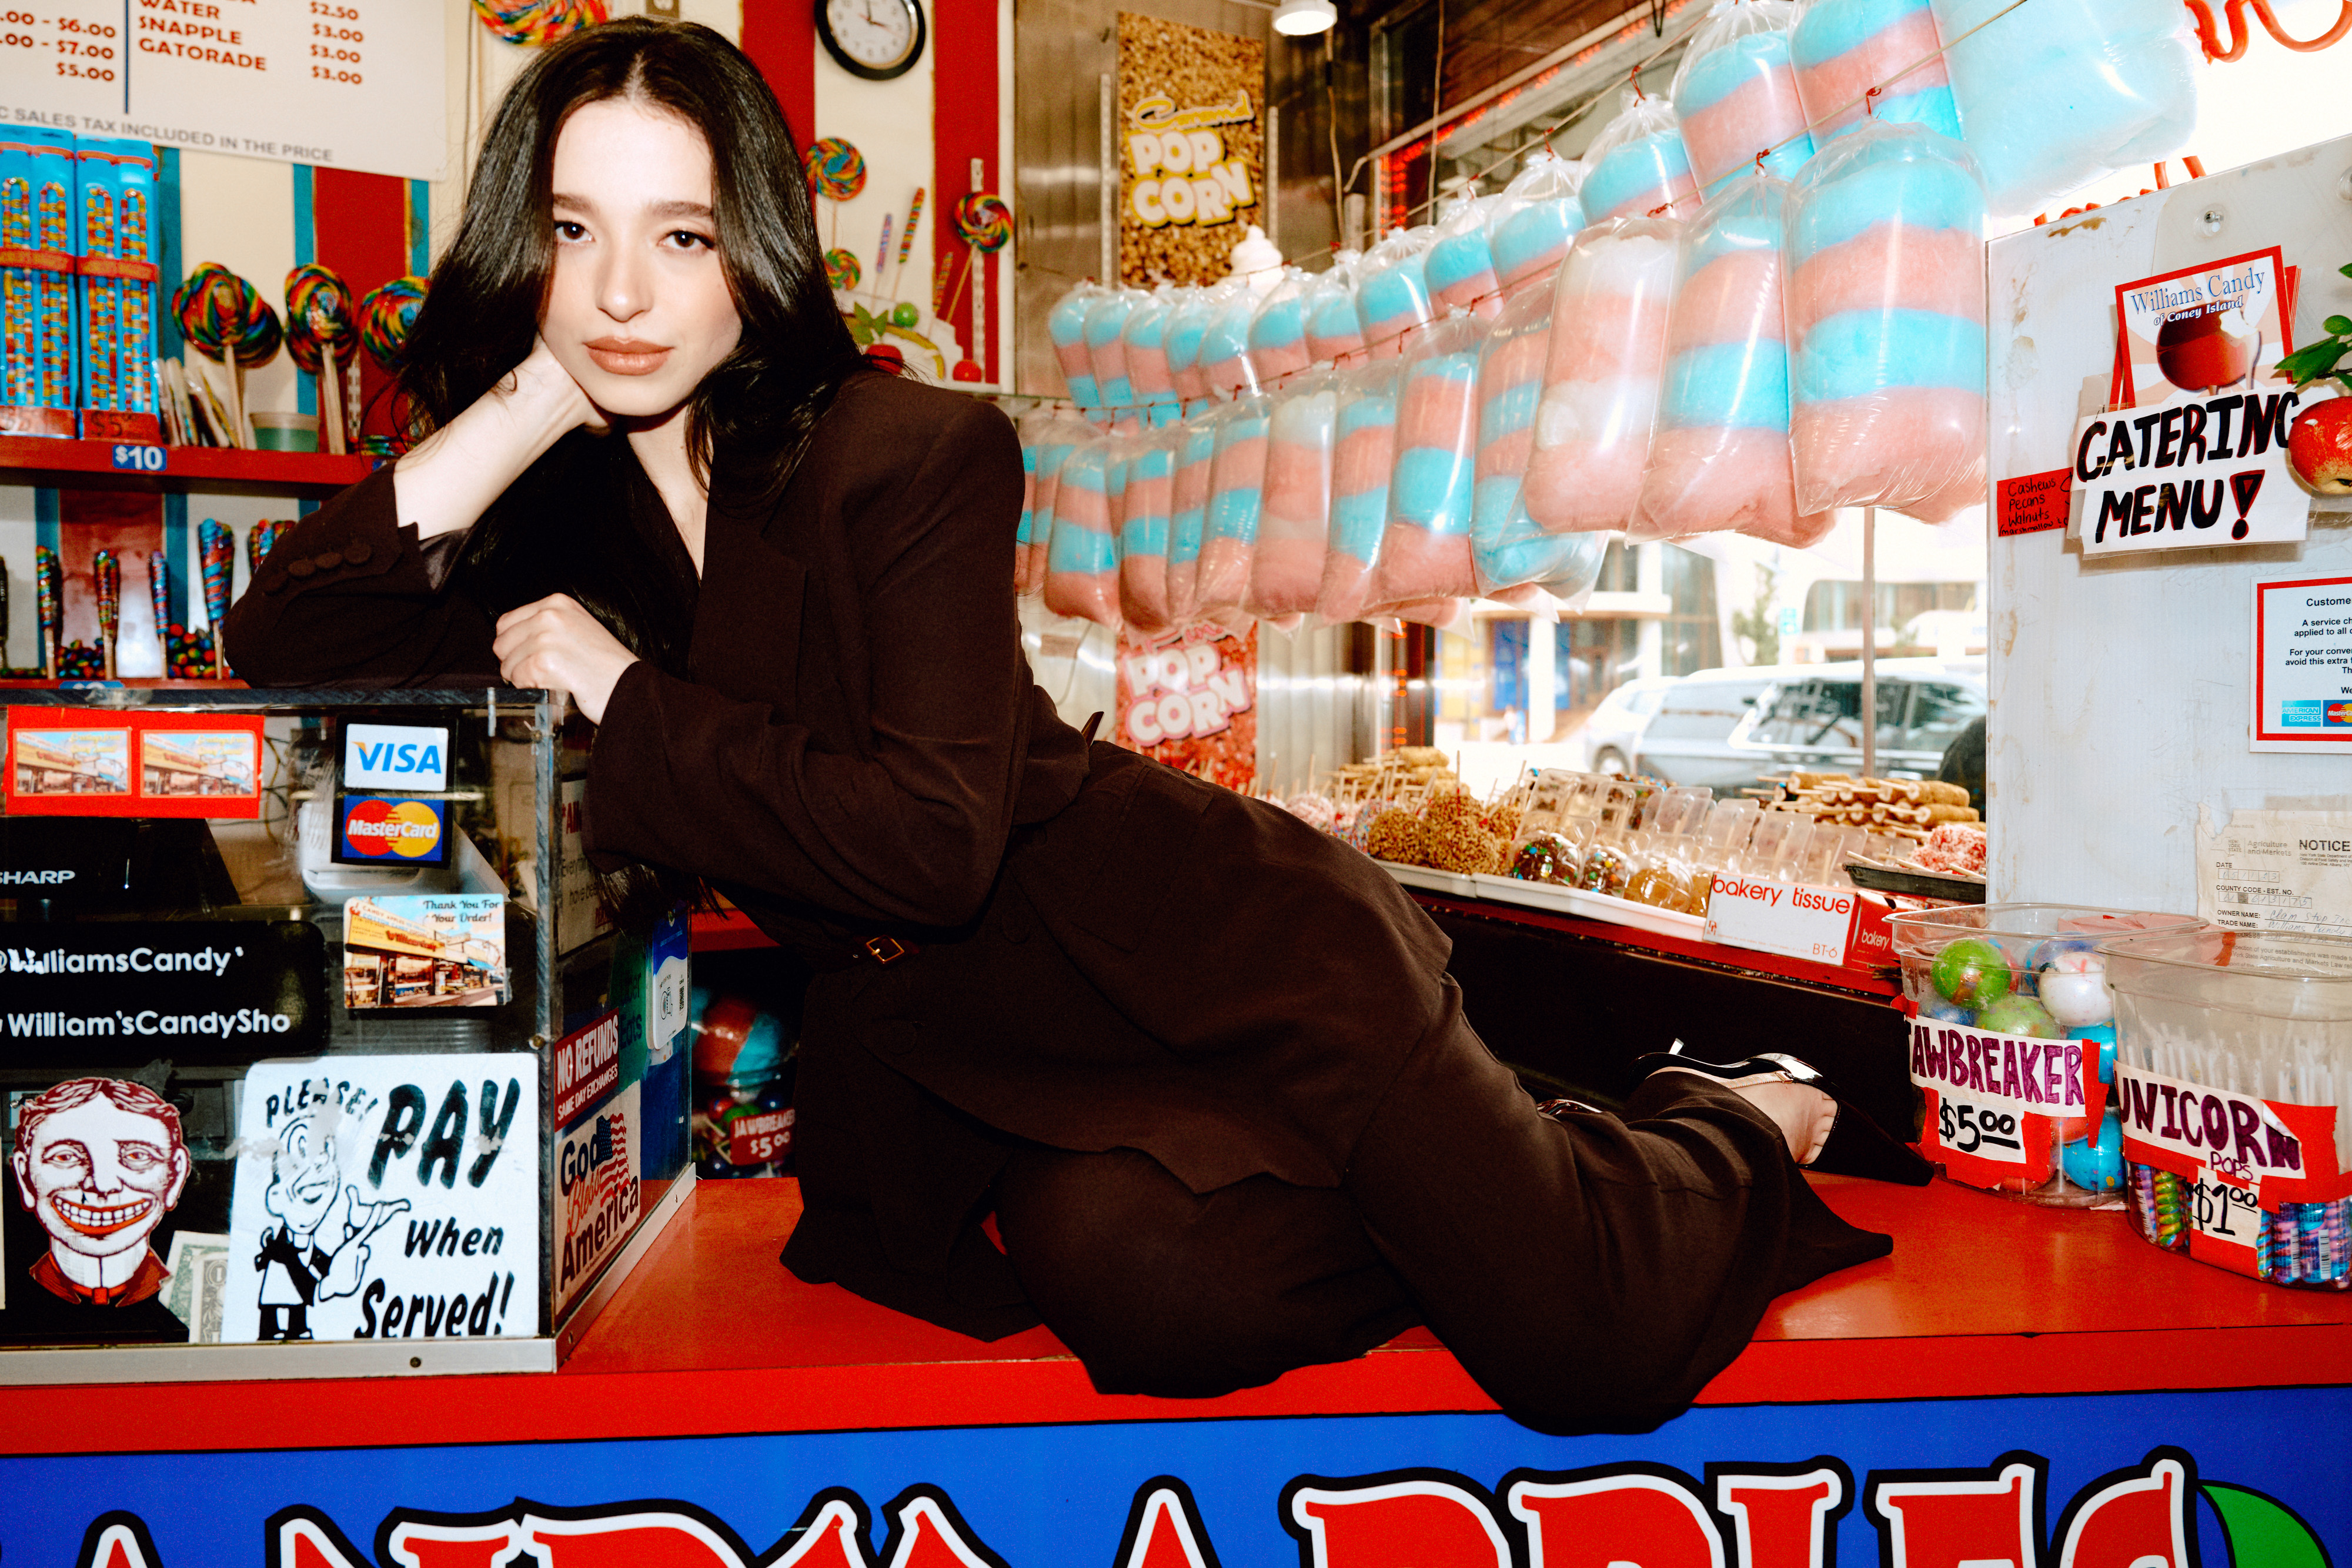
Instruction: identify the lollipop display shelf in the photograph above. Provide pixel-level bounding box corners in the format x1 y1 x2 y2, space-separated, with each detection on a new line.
0 435 370 493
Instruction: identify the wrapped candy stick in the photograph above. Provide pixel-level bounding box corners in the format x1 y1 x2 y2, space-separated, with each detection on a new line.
1042 436 1121 632
1165 287 1217 408
1630 174 1830 546
892 188 925 300
1368 311 1485 609
1791 0 1962 146
1193 393 1270 615
1521 215 1683 532
1472 267 1611 599
1302 256 1367 365
92 548 120 678
199 517 235 678
1165 406 1220 625
1019 410 1091 596
1119 429 1178 634
1487 152 1587 289
1247 269 1315 383
148 549 171 669
35 543 61 678
1671 0 1816 196
1580 88 1700 223
1784 120 1986 521
1355 228 1436 357
249 519 283 576
1317 359 1402 625
1248 370 1337 625
1425 195 1503 317
1050 283 1104 410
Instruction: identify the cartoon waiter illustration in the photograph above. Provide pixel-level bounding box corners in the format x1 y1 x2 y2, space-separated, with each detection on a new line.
255 1108 409 1340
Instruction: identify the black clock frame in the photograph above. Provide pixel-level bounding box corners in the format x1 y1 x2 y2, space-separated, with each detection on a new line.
815 0 928 82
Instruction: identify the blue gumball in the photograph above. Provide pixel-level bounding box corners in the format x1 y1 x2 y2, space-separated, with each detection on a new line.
1921 997 1971 1024
2069 1022 2118 1085
2061 1109 2126 1192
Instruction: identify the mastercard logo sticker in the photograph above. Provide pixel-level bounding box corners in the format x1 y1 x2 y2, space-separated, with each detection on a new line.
336 795 449 866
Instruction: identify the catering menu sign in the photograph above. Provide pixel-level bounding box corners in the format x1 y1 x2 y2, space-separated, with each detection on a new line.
0 0 446 180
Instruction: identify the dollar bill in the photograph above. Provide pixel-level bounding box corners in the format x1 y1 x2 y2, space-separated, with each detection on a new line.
163 1231 230 1343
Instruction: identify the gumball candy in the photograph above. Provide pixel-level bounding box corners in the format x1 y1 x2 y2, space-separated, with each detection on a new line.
824 249 861 291
2069 1021 2119 1085
1919 997 1970 1025
1929 935 2012 1008
2037 951 2114 1029
2024 935 2097 970
2060 1110 2126 1192
358 276 428 370
891 302 920 327
804 137 867 202
953 193 1013 252
1976 992 2061 1039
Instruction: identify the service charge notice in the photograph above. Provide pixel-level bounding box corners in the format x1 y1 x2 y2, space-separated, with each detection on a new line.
0 0 444 179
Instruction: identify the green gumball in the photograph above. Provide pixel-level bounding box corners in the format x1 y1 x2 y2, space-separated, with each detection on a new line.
1975 993 2063 1039
1930 936 2013 1008
891 302 920 327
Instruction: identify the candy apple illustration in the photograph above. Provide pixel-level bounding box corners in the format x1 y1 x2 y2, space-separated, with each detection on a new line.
2274 265 2352 497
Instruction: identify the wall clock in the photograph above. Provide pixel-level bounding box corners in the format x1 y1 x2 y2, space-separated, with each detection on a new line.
817 0 927 81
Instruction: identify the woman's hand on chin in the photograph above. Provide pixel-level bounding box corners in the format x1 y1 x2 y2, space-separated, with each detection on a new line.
493 594 637 724
505 337 609 437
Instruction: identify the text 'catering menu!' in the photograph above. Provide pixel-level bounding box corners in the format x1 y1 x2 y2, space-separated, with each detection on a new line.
0 0 446 180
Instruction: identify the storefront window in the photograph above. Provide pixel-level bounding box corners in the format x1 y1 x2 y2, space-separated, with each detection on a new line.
1660 544 1723 677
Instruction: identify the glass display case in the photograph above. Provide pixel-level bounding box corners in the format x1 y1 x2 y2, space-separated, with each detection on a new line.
0 688 693 1379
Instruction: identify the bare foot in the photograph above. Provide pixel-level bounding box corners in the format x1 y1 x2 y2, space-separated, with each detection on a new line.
1728 1079 1836 1165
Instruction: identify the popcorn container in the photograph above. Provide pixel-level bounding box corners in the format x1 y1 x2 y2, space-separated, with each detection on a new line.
1887 903 2206 1206
2102 930 2352 1289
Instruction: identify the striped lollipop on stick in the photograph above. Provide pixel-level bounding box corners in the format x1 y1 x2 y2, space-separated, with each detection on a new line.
149 549 172 672
34 543 60 678
892 188 925 303
803 137 866 249
285 263 357 454
945 193 1011 383
92 549 120 679
172 263 281 449
199 519 234 678
249 519 282 577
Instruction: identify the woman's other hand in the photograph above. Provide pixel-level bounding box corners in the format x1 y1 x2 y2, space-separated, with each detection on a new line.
493 594 637 723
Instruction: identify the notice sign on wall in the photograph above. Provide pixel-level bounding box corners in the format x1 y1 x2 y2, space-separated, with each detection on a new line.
1117 13 1261 286
0 0 446 180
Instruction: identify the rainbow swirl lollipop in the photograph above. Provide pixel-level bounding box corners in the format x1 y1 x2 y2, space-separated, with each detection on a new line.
823 249 861 292
282 263 355 376
953 193 1013 253
172 263 281 369
470 0 606 46
804 137 867 202
358 276 428 372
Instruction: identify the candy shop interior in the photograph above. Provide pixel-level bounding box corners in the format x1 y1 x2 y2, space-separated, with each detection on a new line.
7 0 2352 1540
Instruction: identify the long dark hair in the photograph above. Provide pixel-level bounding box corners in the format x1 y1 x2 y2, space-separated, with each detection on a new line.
402 18 868 927
402 17 868 670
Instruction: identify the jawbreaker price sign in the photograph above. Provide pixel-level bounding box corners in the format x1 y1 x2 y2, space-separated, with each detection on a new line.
0 0 445 180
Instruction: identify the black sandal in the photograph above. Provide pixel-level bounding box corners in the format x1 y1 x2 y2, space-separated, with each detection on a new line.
1632 1042 1933 1186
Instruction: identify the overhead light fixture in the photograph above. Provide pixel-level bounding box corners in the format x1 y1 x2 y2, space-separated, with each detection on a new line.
1273 0 1337 36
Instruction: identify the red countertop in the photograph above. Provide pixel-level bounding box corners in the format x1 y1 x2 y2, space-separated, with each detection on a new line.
4 1175 2347 1457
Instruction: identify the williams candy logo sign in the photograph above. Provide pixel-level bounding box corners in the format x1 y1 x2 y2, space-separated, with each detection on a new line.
342 724 449 792
44 1446 2330 1568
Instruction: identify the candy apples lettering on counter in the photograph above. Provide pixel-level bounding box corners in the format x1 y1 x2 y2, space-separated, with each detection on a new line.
2273 263 2352 497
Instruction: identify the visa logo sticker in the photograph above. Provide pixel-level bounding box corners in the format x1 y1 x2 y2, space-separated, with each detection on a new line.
343 724 448 791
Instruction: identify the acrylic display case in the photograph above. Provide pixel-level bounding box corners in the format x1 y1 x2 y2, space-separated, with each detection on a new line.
0 688 693 1380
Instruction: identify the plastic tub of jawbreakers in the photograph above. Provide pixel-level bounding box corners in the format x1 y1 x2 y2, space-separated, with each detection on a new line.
1887 904 2205 1206
2102 930 2352 1289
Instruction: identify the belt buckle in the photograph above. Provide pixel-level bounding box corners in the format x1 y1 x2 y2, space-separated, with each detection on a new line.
862 935 913 965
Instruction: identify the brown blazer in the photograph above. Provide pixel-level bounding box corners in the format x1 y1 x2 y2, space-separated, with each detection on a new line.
226 370 1455 1336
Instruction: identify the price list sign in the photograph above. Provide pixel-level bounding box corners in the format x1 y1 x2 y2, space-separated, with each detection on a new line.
0 0 444 179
